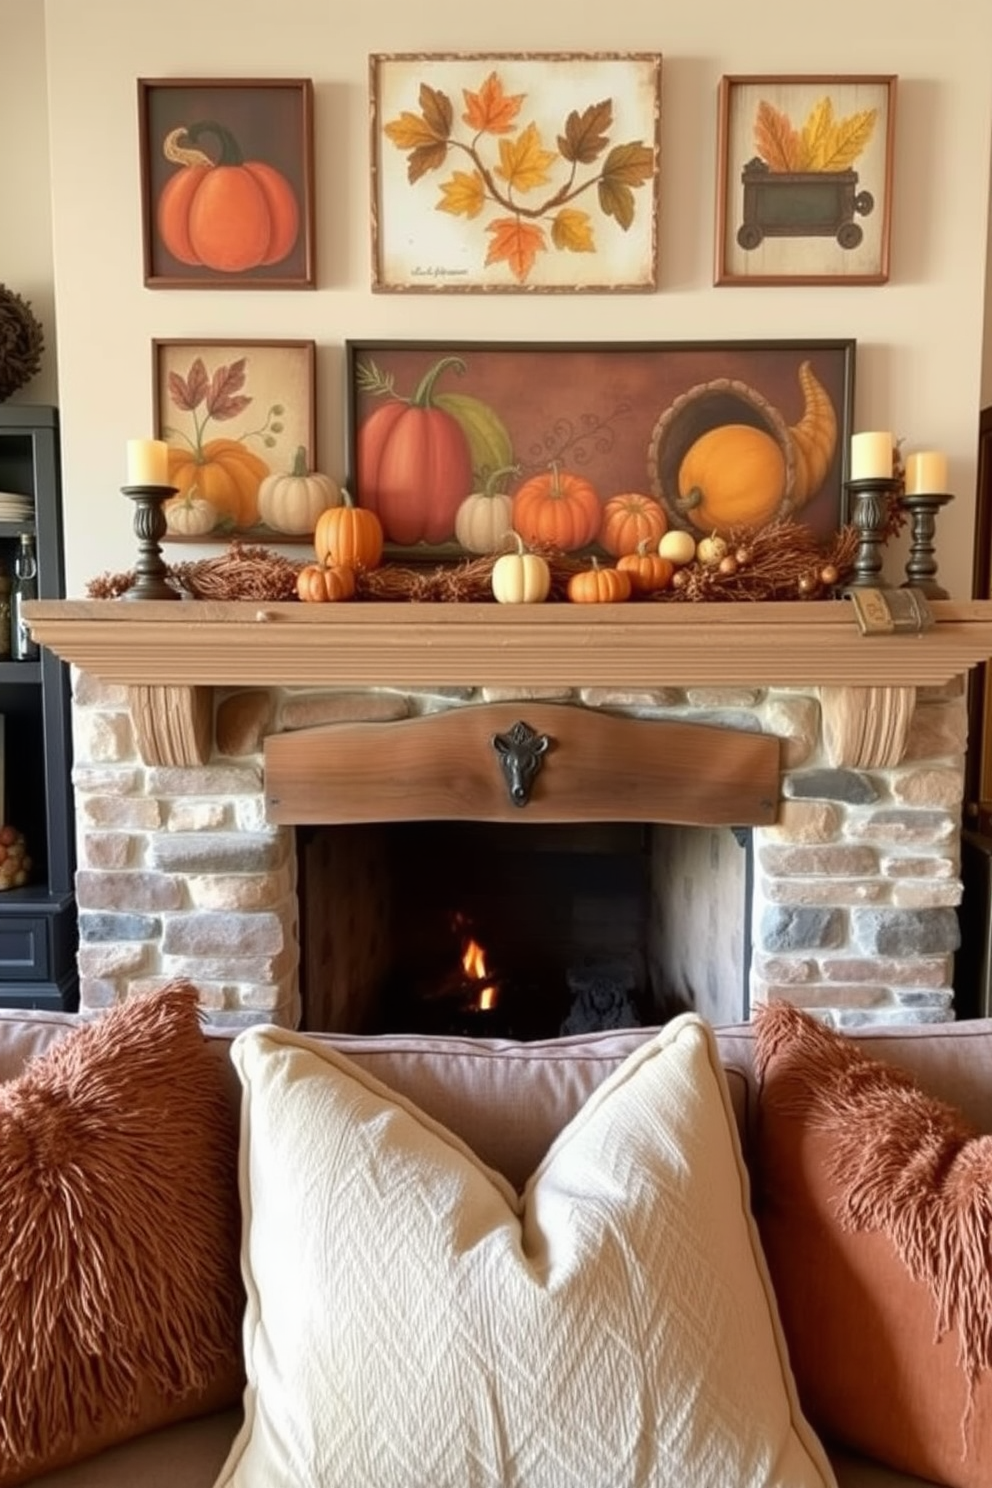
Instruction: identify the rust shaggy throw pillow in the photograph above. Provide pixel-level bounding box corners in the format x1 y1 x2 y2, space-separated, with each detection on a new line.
0 982 245 1486
753 1001 992 1488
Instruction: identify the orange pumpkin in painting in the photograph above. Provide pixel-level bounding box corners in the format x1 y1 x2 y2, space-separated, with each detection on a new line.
167 438 270 529
157 123 300 274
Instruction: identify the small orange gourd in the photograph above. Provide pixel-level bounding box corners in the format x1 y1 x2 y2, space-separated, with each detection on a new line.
314 489 384 571
566 559 632 605
296 562 357 603
616 542 675 596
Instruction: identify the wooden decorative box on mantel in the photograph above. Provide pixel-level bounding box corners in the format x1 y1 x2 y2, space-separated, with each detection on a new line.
22 596 992 770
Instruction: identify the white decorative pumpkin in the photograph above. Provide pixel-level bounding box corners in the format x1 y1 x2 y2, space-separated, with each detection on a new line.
164 490 220 537
257 447 342 535
454 465 519 554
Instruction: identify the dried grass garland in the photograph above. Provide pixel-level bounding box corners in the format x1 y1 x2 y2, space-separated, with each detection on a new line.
85 513 897 605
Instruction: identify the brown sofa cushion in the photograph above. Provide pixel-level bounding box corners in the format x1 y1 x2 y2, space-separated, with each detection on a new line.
0 982 245 1487
753 1001 992 1488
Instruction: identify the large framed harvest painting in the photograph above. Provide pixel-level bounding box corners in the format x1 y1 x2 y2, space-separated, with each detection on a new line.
715 75 896 286
369 52 662 292
345 339 855 560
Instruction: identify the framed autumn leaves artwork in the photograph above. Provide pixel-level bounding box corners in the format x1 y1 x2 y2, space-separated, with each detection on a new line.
370 52 662 292
138 78 315 288
715 75 897 286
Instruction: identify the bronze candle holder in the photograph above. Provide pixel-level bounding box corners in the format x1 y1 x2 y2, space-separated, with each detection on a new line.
120 484 180 601
900 489 954 598
844 476 900 588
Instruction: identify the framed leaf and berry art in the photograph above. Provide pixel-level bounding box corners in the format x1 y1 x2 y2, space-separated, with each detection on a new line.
715 75 897 286
152 339 320 541
138 78 315 288
369 52 661 292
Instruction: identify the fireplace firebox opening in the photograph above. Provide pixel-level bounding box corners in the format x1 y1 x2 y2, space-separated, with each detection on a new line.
296 819 753 1039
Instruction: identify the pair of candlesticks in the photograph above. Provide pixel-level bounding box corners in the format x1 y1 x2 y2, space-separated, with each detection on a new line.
845 476 953 598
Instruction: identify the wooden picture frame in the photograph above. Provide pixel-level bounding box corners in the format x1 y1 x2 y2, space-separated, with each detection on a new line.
715 74 896 286
153 338 317 542
345 339 855 559
138 78 315 289
369 52 661 292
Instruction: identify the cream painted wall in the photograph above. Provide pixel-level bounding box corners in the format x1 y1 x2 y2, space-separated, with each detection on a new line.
11 2 992 596
0 0 57 406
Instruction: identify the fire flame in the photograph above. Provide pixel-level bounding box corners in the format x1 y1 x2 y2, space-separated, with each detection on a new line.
462 937 488 981
461 935 498 1012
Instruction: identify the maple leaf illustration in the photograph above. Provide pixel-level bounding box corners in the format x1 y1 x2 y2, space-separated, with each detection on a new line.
551 209 595 253
461 71 524 134
438 170 487 220
558 100 613 165
495 123 557 194
485 217 546 281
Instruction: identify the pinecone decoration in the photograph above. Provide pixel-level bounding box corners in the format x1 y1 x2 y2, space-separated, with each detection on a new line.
0 285 44 402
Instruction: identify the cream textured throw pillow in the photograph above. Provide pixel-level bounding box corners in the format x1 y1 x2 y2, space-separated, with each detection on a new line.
217 1014 834 1488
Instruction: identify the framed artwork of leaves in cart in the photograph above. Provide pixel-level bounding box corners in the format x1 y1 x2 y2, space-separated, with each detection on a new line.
715 74 897 286
369 52 662 292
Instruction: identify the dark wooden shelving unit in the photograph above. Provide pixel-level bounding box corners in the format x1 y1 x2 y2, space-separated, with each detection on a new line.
0 404 77 1009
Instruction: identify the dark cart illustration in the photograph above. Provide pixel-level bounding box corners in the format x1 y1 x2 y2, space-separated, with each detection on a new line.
736 159 873 251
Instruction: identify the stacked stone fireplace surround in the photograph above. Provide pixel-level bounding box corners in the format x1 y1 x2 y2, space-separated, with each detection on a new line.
68 659 968 1033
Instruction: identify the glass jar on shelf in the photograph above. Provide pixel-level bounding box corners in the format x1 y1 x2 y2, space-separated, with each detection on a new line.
11 533 39 662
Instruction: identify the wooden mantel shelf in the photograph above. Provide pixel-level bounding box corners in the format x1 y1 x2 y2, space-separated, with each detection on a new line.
22 597 992 769
23 596 992 690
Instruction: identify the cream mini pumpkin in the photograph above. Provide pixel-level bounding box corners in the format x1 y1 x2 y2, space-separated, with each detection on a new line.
163 489 220 537
491 533 551 604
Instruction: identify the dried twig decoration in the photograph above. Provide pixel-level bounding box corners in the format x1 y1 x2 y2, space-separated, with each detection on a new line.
86 542 302 601
0 285 44 402
85 518 892 606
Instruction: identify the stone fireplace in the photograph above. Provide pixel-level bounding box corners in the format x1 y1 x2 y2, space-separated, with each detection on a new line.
24 596 992 1032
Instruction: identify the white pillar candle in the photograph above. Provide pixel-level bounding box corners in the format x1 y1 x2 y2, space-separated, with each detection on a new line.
126 438 170 486
850 431 893 481
904 451 948 495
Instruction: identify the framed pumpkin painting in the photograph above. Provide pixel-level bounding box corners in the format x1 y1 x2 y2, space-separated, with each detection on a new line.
152 338 318 542
344 338 855 560
138 78 315 288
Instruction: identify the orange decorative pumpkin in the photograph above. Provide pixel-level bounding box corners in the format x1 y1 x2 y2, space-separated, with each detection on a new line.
511 462 602 553
598 493 668 557
167 438 269 529
314 490 384 571
566 560 632 604
356 356 474 546
157 123 300 274
616 543 675 596
296 562 356 603
677 424 787 536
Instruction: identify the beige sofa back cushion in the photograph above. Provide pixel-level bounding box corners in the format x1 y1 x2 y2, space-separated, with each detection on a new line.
3 1009 992 1190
